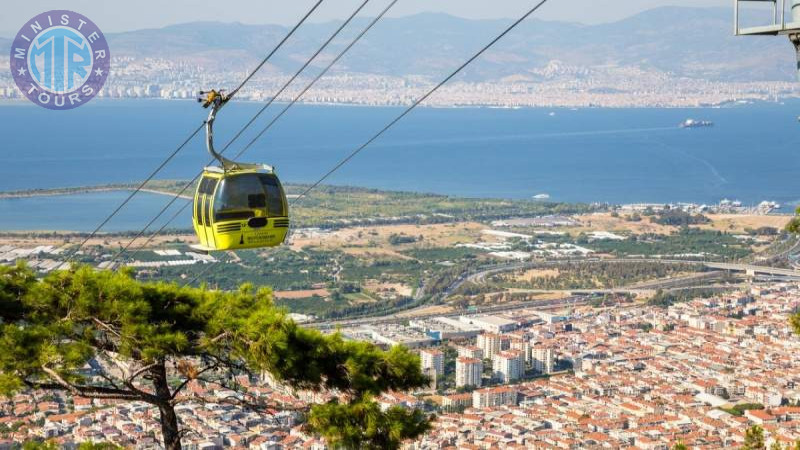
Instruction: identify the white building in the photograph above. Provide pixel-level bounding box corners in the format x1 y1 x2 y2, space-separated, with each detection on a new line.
509 337 531 363
477 333 506 359
457 345 484 360
456 357 483 388
420 349 445 378
493 350 523 383
532 346 554 374
460 315 518 333
442 393 473 410
473 386 518 408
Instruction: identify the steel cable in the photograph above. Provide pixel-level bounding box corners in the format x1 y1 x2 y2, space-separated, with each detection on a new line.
118 0 393 263
63 0 325 263
110 0 373 264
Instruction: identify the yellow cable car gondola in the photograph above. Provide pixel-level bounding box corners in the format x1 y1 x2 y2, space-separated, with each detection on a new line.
191 90 289 252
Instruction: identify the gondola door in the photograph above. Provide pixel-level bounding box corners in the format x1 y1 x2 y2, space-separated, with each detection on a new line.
195 176 219 250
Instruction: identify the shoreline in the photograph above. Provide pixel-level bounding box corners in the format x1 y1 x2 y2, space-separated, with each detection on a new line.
0 185 193 201
0 183 792 213
0 96 795 110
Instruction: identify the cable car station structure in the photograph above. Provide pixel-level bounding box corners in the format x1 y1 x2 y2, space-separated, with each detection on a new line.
735 0 800 78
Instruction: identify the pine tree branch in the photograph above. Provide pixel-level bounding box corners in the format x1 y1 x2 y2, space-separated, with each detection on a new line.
174 391 307 413
204 353 252 377
90 317 144 357
128 362 159 384
95 370 122 390
92 317 122 338
26 372 144 402
203 332 230 345
91 351 156 401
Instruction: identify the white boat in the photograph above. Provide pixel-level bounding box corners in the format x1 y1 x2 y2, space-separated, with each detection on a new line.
680 118 713 128
533 193 550 200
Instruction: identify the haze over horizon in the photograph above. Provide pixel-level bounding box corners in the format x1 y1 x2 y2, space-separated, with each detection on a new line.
1 0 734 36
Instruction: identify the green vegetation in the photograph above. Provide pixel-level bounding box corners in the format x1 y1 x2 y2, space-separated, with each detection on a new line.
1 181 596 231
21 442 58 450
276 291 419 320
77 443 122 450
745 226 779 236
274 294 351 317
0 421 23 436
743 424 765 450
402 247 481 262
286 184 596 228
587 228 752 259
648 287 722 308
142 241 483 318
308 400 430 449
426 261 481 296
787 207 800 234
720 403 764 417
0 180 190 200
338 255 423 284
491 261 702 290
650 209 710 226
389 233 418 245
0 264 430 450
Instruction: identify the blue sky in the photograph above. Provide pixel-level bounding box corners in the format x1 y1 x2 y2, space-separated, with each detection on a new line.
4 0 730 35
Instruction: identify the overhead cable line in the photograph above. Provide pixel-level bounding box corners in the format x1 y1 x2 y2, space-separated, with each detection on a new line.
64 0 325 264
232 0 401 161
292 0 551 208
182 259 221 288
118 0 394 264
114 0 371 264
222 0 326 103
171 0 551 289
64 124 201 264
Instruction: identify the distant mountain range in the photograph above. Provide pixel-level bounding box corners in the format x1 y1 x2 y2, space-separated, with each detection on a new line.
1 7 797 82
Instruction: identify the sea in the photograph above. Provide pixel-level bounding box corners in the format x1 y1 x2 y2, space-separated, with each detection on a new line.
1 99 799 231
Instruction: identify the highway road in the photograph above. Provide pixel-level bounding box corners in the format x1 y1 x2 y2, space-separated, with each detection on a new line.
448 258 800 296
310 257 800 329
311 295 592 330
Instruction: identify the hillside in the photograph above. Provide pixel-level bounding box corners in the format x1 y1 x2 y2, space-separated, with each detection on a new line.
1 7 797 82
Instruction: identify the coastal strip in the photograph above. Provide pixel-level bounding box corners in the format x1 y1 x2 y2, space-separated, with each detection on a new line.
0 184 194 201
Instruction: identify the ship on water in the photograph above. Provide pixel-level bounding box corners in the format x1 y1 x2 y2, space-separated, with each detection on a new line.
680 118 713 128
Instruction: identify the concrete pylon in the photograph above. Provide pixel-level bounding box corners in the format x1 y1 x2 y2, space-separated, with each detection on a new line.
794 0 800 80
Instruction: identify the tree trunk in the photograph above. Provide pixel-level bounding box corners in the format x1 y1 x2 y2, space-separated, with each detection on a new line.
151 361 181 450
158 402 181 450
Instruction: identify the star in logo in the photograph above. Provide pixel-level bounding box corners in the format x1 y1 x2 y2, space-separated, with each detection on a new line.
17 67 26 76
94 68 104 77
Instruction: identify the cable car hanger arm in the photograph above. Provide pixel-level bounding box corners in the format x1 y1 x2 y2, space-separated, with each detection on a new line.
199 90 272 173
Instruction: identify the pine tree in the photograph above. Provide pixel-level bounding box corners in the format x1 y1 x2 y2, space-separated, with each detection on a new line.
0 264 431 450
786 207 800 234
743 425 766 450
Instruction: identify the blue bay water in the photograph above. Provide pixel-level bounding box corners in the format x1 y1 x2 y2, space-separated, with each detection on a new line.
0 191 192 232
0 99 799 231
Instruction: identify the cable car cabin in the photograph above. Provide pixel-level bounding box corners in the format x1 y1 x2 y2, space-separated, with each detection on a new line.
192 167 289 251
